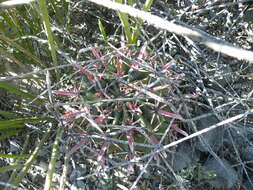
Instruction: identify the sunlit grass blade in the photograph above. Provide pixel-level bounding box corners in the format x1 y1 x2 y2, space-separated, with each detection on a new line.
113 0 132 44
0 153 31 159
131 0 154 43
143 0 154 12
38 0 58 71
0 117 54 130
98 19 108 41
0 117 53 124
59 151 70 190
44 126 62 190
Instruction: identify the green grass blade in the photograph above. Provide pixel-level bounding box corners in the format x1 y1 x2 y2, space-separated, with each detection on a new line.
0 46 24 66
0 4 43 57
6 126 53 190
0 117 54 130
0 82 44 103
143 0 154 11
4 9 23 36
0 35 45 67
0 11 20 37
0 128 23 132
0 154 31 159
0 123 24 130
0 110 18 119
98 19 108 41
0 117 53 124
0 164 23 173
131 0 154 43
0 129 22 140
38 0 58 70
44 126 62 190
113 0 132 43
5 135 30 189
128 0 135 6
15 5 40 35
48 0 64 25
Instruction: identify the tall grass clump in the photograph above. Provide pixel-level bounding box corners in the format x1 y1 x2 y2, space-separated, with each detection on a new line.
0 0 67 189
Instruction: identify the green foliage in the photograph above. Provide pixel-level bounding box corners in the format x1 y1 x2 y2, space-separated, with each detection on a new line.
0 82 44 103
0 110 18 119
38 0 59 80
0 35 44 67
44 126 62 190
0 164 23 173
0 129 22 140
131 0 154 43
112 0 154 44
0 117 54 143
0 153 31 159
0 4 43 68
0 117 53 130
0 1 65 189
5 127 53 190
98 19 108 41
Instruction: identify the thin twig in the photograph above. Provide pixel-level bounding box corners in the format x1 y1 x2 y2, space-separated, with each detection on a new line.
51 97 149 107
80 135 158 149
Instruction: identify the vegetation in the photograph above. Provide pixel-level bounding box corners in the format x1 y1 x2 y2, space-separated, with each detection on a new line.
0 0 253 189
